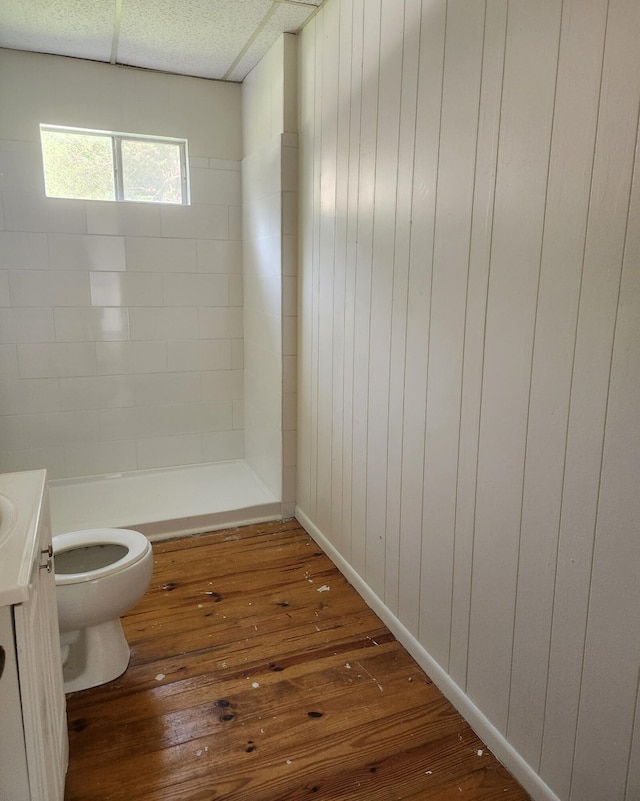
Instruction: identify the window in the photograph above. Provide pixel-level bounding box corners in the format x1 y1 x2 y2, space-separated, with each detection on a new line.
40 125 189 205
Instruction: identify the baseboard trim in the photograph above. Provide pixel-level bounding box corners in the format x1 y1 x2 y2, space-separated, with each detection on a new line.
295 507 561 801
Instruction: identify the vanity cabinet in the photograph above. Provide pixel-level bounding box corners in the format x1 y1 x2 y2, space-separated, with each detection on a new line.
0 470 68 801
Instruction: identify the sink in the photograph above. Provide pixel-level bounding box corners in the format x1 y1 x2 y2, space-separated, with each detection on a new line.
0 493 17 545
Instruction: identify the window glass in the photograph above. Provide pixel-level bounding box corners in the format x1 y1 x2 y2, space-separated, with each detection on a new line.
121 138 183 203
41 129 115 201
40 125 188 205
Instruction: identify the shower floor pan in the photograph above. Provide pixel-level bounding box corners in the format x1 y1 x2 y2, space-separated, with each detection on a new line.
48 460 281 540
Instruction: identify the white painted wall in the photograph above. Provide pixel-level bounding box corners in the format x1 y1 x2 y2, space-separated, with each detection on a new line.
296 2 640 800
0 49 244 478
242 35 298 511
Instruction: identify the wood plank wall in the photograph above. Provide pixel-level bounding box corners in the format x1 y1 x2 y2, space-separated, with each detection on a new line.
296 2 640 800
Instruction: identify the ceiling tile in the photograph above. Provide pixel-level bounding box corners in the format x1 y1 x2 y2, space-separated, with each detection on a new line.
0 0 114 62
117 0 273 80
229 2 313 82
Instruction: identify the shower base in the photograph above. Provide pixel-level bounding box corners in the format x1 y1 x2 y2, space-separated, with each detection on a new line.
48 460 281 540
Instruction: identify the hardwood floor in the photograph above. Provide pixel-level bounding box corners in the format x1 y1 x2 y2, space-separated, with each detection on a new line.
64 520 531 801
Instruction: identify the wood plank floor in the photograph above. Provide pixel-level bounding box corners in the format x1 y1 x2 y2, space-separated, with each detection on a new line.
64 520 531 801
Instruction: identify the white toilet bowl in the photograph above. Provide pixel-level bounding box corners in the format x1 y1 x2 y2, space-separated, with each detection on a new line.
53 528 153 694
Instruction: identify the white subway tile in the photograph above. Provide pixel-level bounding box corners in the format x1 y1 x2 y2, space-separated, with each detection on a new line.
96 341 167 375
282 465 296 505
282 392 297 432
100 402 232 441
90 272 164 307
246 310 280 356
201 429 244 461
0 232 49 269
0 308 55 343
231 339 244 369
0 446 66 479
0 271 9 306
281 146 298 192
163 273 229 306
129 307 198 340
0 415 23 449
54 307 130 342
22 410 101 448
133 372 200 406
189 168 241 206
9 270 90 306
48 233 126 271
283 276 297 317
136 433 203 470
158 402 232 436
189 156 209 169
196 239 242 273
198 307 243 339
228 275 243 307
282 235 297 276
59 375 135 410
166 340 231 372
200 369 243 402
0 344 18 378
18 342 96 378
228 206 242 241
209 158 240 171
282 315 297 357
232 399 244 429
282 191 297 237
125 236 197 272
0 378 60 414
0 150 43 195
64 439 137 477
282 354 297 394
3 192 86 234
99 407 140 441
86 200 162 237
160 203 228 240
283 429 297 468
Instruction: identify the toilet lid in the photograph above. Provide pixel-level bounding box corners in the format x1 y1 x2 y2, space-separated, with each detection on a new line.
53 528 151 585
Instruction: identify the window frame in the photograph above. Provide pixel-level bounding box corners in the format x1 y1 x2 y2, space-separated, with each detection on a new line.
39 124 190 205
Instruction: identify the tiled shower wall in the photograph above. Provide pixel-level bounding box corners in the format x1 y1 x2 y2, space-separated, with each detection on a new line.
0 49 244 478
242 35 298 512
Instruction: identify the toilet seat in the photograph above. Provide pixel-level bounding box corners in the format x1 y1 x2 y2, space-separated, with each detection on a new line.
53 528 151 586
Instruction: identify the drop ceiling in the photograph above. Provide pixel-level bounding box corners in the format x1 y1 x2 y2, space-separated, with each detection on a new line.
0 0 324 83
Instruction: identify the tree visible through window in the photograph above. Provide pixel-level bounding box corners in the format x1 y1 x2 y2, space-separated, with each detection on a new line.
40 125 189 205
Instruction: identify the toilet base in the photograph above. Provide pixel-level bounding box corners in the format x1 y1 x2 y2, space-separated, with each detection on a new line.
61 618 131 694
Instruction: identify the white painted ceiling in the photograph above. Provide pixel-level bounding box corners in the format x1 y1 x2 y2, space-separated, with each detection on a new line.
0 0 324 83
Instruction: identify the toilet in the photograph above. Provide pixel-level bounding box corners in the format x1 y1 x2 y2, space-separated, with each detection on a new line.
52 528 153 694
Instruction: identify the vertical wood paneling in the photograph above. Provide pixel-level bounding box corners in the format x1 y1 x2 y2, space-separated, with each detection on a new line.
627 684 640 800
507 0 608 770
418 0 485 669
540 3 640 798
296 1 640 798
397 0 446 635
449 0 507 690
567 4 640 797
308 13 323 521
364 0 404 599
340 0 364 564
467 0 562 730
330 0 354 557
315 0 340 536
350 0 381 576
384 0 422 616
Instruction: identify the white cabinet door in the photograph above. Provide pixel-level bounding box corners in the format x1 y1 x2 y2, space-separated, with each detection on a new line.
0 607 30 800
14 489 68 801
